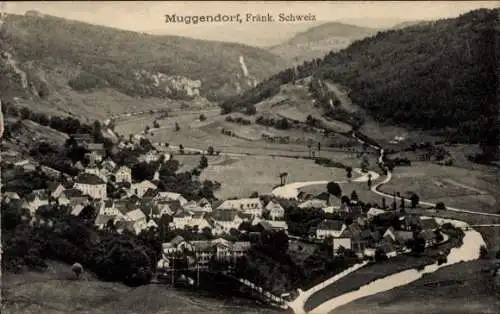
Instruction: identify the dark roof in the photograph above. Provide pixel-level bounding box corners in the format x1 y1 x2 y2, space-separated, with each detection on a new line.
143 188 159 198
317 219 344 231
86 143 105 151
395 231 414 243
75 173 105 185
95 215 115 226
174 211 192 218
47 182 63 193
211 209 238 222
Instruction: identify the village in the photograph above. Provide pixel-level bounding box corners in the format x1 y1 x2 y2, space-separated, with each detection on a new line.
1 125 451 294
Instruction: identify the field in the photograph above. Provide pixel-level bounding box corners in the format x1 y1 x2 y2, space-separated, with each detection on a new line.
379 162 500 214
332 260 500 314
1 262 281 314
199 155 349 199
474 226 500 258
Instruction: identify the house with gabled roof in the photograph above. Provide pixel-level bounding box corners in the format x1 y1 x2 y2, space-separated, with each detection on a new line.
22 193 49 216
125 208 148 234
58 188 88 207
171 210 194 229
298 199 328 210
47 182 65 199
316 219 346 239
265 201 285 220
101 158 117 172
383 226 397 242
114 165 132 183
74 173 107 200
156 192 188 206
217 198 263 217
131 180 157 198
258 220 288 233
367 207 387 221
209 209 243 234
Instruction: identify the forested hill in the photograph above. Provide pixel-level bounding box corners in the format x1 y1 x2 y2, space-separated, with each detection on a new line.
224 8 499 147
0 13 286 102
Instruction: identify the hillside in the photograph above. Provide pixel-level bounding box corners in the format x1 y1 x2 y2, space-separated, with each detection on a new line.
226 8 499 155
268 22 377 64
0 13 286 119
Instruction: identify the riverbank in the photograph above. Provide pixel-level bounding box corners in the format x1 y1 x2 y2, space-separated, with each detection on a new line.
330 260 500 314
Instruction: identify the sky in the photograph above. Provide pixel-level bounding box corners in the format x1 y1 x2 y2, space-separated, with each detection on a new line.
2 1 498 46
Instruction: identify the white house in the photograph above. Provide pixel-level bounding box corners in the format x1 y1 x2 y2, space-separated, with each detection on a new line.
332 237 352 255
172 211 194 229
74 173 107 200
298 199 328 209
217 198 263 217
316 219 346 239
138 150 159 163
47 183 65 199
97 200 124 218
210 210 243 234
156 192 188 206
131 180 157 197
23 193 49 216
367 208 387 221
125 209 148 234
265 201 285 220
115 166 132 183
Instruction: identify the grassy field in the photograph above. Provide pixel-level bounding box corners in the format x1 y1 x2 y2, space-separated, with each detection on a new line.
199 155 348 199
332 260 500 314
474 226 500 258
1 262 281 314
380 162 500 214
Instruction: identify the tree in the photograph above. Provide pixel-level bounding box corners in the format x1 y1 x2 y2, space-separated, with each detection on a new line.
20 107 31 120
175 122 180 132
179 144 184 154
207 146 214 155
279 172 288 186
400 196 406 211
327 181 342 198
199 155 208 169
132 162 157 181
350 190 359 202
480 245 489 259
199 114 206 121
435 202 446 210
346 166 353 180
72 262 83 279
367 173 372 189
410 193 420 209
375 248 388 262
153 120 160 128
381 197 387 209
361 155 369 173
341 195 350 205
145 125 150 133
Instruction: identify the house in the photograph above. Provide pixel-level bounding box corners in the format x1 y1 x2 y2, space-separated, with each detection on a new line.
258 220 288 233
115 166 132 183
198 198 213 212
298 199 328 210
23 193 49 215
115 220 136 234
156 192 188 206
3 192 20 203
420 230 438 247
265 201 285 220
171 211 194 229
47 182 65 199
316 219 346 239
101 159 117 172
332 237 352 255
138 150 159 163
70 204 85 216
97 200 123 217
377 240 398 257
383 226 397 242
183 200 206 213
74 173 107 199
85 143 105 158
217 198 263 217
84 167 107 182
60 188 89 207
209 210 243 234
94 214 116 230
367 208 387 221
14 159 37 172
146 219 158 229
162 235 193 256
131 180 157 197
190 238 251 268
85 151 104 166
125 209 148 234
41 166 61 179
323 202 350 215
315 192 342 207
154 201 173 217
394 231 414 245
